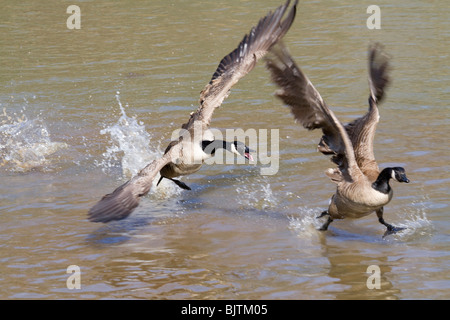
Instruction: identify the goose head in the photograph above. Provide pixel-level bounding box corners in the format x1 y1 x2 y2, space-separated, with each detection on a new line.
230 140 254 161
390 167 410 183
201 140 254 161
372 167 409 194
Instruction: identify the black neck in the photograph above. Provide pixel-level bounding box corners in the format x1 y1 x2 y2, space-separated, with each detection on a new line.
201 140 230 155
372 168 392 194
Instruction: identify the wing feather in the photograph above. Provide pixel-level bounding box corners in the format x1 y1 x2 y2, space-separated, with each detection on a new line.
88 143 181 223
265 42 362 182
343 43 391 181
368 42 390 103
183 0 297 131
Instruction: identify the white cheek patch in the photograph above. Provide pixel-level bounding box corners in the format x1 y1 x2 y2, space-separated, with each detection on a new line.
230 143 239 155
391 170 398 181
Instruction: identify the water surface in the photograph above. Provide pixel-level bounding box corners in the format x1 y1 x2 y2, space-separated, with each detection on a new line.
0 0 448 299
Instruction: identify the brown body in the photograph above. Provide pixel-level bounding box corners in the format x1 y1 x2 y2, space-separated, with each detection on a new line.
329 179 393 220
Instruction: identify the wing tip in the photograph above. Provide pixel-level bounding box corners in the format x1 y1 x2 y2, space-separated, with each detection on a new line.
87 181 141 223
368 42 391 103
88 200 139 223
207 0 297 84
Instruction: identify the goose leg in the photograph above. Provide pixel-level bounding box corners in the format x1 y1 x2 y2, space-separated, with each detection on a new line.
376 208 405 234
318 211 333 231
169 178 192 191
157 175 192 190
316 210 329 219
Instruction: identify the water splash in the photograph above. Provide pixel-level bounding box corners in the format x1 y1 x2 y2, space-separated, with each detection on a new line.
97 92 180 197
387 196 434 241
235 175 279 210
99 93 158 177
0 108 68 172
288 207 323 237
288 198 434 242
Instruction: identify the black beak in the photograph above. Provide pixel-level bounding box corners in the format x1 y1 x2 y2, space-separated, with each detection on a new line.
399 174 410 183
244 147 254 161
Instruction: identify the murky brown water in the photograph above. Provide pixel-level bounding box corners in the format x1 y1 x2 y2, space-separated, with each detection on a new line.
1 1 448 300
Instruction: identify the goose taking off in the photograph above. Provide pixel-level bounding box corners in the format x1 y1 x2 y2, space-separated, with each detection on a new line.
265 42 409 234
88 0 298 223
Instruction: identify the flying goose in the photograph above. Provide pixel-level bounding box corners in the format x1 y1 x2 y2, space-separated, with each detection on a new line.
265 42 409 233
88 0 298 223
156 138 254 191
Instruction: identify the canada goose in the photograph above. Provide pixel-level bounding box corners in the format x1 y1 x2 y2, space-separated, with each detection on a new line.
88 0 298 223
156 139 254 191
265 42 410 233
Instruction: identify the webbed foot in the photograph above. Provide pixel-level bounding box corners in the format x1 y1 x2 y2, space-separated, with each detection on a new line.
318 216 333 231
379 217 406 236
383 224 406 237
170 178 191 190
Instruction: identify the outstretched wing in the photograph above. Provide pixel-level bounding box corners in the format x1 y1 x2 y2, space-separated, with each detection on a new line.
344 43 391 181
265 42 362 182
88 143 181 223
182 0 297 131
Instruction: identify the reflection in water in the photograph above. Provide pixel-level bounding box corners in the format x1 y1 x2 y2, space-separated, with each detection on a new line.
289 202 436 299
319 235 401 300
